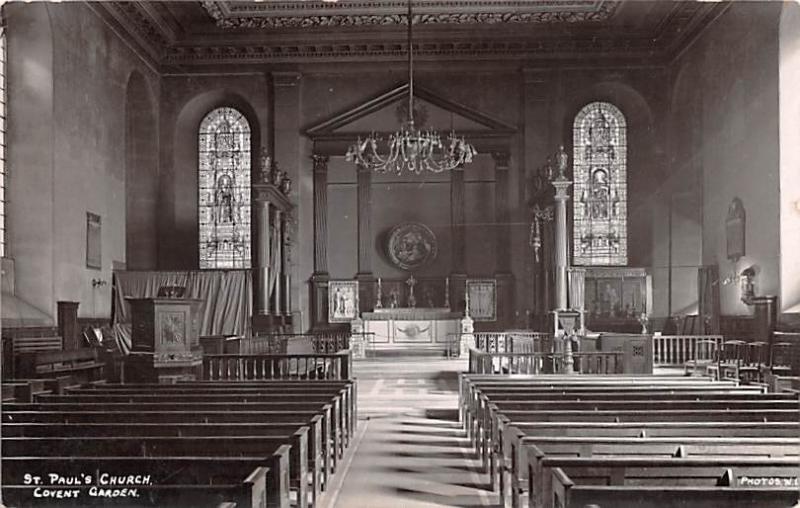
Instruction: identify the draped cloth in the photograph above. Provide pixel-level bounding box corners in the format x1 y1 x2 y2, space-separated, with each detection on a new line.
112 270 253 337
698 265 721 334
268 224 281 298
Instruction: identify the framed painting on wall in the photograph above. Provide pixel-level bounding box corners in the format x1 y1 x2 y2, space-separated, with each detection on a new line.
466 279 496 321
328 280 359 323
86 212 102 270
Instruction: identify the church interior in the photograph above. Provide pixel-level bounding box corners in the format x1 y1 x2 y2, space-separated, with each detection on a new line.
2 1 800 507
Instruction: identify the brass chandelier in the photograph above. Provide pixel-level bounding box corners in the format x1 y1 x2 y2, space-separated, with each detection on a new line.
344 0 477 175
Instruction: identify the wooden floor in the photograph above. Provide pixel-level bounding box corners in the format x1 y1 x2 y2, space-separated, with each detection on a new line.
329 358 499 508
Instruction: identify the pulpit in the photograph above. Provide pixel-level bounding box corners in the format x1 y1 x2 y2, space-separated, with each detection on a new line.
125 298 204 383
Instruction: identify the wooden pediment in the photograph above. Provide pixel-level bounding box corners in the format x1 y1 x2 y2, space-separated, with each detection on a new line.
305 83 516 155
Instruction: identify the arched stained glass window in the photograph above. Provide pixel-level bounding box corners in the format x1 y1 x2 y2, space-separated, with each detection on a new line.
572 102 627 266
198 107 252 269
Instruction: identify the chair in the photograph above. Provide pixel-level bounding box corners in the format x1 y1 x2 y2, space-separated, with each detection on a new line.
708 340 747 381
683 338 718 377
738 341 767 383
767 341 794 376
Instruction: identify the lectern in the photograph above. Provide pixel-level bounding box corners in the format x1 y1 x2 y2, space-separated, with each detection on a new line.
125 298 204 383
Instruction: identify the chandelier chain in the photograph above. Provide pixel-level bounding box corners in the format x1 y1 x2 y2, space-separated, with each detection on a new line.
345 0 477 175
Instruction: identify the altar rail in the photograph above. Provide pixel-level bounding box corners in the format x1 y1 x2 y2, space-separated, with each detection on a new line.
203 333 352 355
652 335 723 367
468 349 622 375
203 351 352 381
474 332 552 354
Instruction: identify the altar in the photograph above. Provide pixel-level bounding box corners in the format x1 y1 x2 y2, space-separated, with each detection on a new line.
360 308 462 353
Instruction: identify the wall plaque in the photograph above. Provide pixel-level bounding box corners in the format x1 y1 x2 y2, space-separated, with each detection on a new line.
86 212 102 270
386 222 438 271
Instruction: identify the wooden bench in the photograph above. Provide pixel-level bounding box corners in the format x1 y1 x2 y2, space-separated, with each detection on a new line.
4 418 327 507
12 335 63 353
459 375 798 504
544 457 799 508
481 401 798 496
69 380 358 444
16 348 104 383
2 380 356 508
10 397 348 463
509 434 799 508
2 456 270 508
4 434 303 508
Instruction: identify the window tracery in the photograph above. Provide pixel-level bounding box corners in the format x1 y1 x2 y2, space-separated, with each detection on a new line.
198 107 252 268
573 102 627 266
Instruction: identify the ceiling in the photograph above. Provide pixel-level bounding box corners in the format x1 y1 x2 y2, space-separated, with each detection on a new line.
91 0 729 71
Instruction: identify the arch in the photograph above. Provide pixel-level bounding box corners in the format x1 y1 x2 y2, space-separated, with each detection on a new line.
561 80 660 269
124 70 158 269
168 90 261 268
572 101 628 266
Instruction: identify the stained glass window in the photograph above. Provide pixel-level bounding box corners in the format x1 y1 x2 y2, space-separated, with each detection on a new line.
198 107 251 268
1 27 7 258
572 102 627 266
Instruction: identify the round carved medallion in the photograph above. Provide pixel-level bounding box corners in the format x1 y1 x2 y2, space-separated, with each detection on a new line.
386 222 438 271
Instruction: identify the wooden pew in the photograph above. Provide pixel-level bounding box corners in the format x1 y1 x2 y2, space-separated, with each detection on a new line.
543 457 800 508
460 375 795 495
459 377 764 447
3 382 352 506
6 398 347 472
3 377 357 508
467 387 778 471
4 418 326 508
2 405 335 506
2 457 271 508
508 435 799 508
69 380 358 441
16 348 105 383
480 400 798 495
4 434 303 508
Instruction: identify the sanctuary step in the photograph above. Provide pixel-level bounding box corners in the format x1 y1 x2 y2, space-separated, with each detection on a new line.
367 347 454 358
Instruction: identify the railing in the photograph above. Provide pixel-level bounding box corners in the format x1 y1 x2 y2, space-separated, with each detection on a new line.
652 334 723 366
446 331 553 358
202 351 352 380
468 349 622 375
228 332 352 355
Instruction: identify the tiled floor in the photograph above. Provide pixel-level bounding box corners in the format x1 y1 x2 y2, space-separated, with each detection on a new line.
329 358 498 508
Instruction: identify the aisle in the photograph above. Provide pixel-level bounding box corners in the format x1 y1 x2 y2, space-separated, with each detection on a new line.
328 358 499 508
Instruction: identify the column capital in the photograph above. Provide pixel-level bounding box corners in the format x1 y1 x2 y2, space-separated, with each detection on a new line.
312 154 330 173
552 178 573 200
491 152 511 169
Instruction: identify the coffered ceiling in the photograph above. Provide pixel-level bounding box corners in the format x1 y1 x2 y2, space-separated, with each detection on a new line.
90 0 729 71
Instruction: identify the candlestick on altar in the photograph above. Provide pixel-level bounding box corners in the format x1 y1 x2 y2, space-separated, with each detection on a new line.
406 275 417 308
375 278 383 308
465 284 471 318
444 277 451 309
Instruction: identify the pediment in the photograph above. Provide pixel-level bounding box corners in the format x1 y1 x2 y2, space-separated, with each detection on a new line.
305 83 516 154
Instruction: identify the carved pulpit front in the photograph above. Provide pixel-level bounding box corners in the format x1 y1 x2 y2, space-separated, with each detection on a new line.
126 298 204 383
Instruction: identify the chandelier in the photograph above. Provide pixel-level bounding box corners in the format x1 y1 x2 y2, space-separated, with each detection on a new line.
344 0 477 175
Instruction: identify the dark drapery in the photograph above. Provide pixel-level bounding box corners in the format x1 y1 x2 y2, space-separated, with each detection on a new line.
112 270 253 336
698 264 721 334
532 218 556 331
